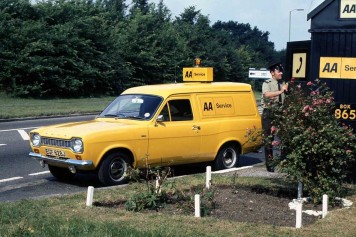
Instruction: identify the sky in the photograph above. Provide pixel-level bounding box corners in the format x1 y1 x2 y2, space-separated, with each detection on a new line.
150 0 325 51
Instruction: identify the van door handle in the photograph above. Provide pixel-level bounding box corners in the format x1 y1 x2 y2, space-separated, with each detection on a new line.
192 125 201 130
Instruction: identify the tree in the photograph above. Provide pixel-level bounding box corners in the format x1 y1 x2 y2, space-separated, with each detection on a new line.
0 0 280 97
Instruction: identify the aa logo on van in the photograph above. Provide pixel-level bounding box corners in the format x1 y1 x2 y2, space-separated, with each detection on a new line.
204 102 213 111
200 97 234 116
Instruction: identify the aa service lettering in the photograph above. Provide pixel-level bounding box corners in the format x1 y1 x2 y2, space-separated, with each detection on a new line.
216 103 232 109
203 102 233 111
184 71 206 78
204 102 213 111
185 71 193 78
343 4 356 14
322 63 338 73
345 65 356 71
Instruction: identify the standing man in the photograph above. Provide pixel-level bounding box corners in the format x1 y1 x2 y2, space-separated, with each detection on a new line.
261 63 288 172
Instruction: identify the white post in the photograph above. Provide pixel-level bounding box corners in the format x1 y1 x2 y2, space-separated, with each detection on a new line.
86 186 94 207
322 194 328 218
295 200 303 228
206 166 211 189
155 178 161 194
195 194 201 218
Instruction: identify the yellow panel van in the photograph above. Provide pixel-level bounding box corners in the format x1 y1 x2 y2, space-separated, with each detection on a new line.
29 66 261 186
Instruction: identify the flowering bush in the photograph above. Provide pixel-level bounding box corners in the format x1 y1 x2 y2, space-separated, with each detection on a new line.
270 79 356 203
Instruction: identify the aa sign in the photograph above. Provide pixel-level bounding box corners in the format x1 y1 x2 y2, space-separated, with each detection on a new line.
319 57 356 79
340 0 356 18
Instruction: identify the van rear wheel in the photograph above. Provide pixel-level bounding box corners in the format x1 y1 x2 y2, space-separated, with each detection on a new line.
214 144 239 170
98 152 130 186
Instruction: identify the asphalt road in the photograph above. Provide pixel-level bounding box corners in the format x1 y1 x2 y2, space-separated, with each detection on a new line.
0 115 265 202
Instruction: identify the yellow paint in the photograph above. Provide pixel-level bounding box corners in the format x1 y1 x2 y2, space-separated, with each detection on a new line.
183 67 213 82
341 57 356 79
319 57 342 78
29 78 261 179
319 57 356 79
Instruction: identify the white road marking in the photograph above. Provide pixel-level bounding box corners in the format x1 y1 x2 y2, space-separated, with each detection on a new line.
29 171 50 176
0 177 23 183
0 127 38 133
17 129 30 140
0 144 6 146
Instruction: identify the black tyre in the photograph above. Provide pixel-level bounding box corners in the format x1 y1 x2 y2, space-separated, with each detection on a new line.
214 144 239 170
98 152 130 186
48 165 75 181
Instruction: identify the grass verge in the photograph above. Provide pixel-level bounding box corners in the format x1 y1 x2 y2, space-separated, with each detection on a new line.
1 91 261 120
0 175 355 237
0 92 115 119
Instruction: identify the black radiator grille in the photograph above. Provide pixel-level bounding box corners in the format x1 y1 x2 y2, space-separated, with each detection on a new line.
41 137 71 148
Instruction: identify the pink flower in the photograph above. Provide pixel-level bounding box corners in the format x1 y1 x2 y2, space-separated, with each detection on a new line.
270 126 277 134
307 81 312 86
302 105 310 113
305 112 309 117
346 150 352 154
272 140 280 146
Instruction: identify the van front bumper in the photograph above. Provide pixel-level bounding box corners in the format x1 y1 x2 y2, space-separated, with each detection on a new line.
29 152 93 168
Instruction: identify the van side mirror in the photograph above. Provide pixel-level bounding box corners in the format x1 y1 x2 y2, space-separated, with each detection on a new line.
156 114 164 122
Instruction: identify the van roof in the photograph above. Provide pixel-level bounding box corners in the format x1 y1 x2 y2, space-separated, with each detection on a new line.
122 82 252 98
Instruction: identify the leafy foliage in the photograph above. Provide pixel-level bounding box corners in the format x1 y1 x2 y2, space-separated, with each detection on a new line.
125 166 215 216
0 0 278 98
270 79 356 203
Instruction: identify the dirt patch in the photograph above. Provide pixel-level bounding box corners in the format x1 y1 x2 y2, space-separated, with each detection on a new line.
94 184 330 227
209 185 320 227
94 165 347 227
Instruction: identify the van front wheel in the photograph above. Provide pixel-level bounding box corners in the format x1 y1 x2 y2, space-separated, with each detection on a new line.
98 152 130 186
214 144 239 170
48 165 75 181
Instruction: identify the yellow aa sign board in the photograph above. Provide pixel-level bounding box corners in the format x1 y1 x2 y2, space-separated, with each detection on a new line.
319 57 356 79
183 67 213 82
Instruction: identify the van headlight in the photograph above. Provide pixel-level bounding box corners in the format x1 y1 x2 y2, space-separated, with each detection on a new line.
71 138 83 153
31 133 41 147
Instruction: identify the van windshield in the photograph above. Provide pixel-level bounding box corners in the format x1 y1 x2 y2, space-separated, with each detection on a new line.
99 94 163 120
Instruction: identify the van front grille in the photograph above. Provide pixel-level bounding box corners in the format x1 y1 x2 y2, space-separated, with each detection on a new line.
41 137 72 148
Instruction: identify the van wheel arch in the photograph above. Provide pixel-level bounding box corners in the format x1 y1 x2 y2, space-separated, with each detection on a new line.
97 148 134 186
214 142 241 170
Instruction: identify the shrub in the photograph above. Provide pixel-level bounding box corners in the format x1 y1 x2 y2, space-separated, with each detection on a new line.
270 79 356 203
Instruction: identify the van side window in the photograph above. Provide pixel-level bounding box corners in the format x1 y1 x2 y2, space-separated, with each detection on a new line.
159 99 193 121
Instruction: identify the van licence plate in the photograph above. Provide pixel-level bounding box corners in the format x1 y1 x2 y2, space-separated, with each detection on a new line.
45 148 66 158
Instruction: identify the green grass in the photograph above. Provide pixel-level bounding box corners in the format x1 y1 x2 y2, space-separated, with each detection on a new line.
0 91 262 120
0 175 355 237
0 92 115 119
